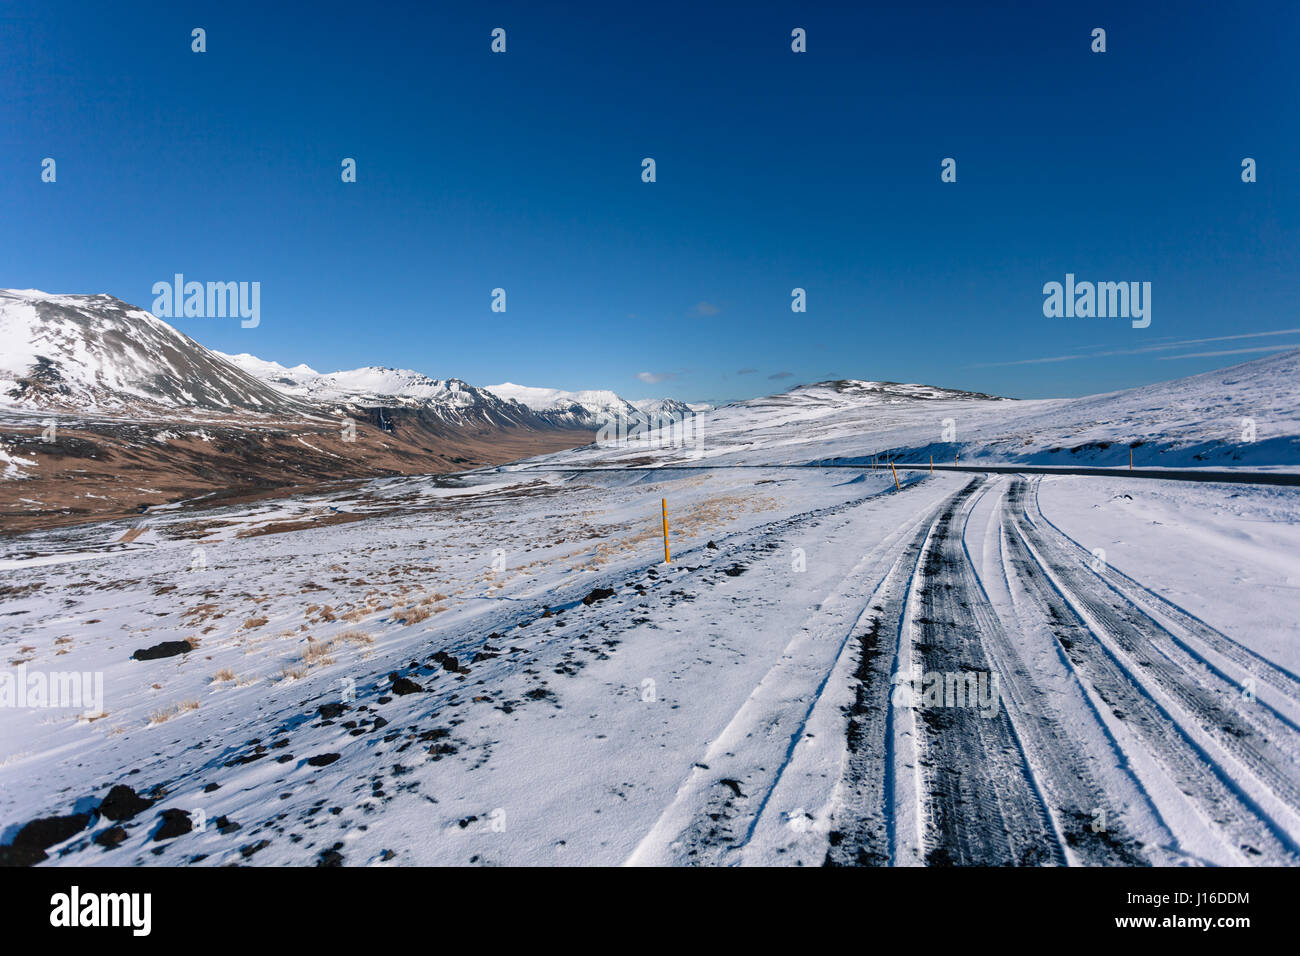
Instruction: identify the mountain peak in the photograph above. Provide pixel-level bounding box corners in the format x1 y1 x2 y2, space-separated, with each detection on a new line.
0 290 311 415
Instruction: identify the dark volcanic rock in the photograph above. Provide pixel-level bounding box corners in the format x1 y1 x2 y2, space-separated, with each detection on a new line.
389 674 424 695
317 844 344 867
153 808 193 841
431 652 461 673
307 753 341 767
13 813 90 851
131 641 191 662
98 784 153 822
94 826 128 850
0 844 47 866
582 587 616 606
318 702 347 719
240 839 271 858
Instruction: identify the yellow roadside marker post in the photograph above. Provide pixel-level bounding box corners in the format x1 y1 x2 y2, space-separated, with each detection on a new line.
930 454 933 474
890 461 900 491
661 497 671 563
1129 447 1133 469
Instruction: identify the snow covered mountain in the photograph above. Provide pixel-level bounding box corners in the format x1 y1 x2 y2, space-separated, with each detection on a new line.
631 397 698 419
485 382 639 421
759 379 1009 410
0 289 699 433
541 351 1300 471
485 382 694 427
216 353 545 430
214 360 697 431
0 290 313 416
0 291 603 530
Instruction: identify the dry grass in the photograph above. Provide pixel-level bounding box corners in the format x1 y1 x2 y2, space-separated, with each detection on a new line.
149 700 199 724
301 640 335 668
393 605 431 625
334 629 374 646
290 628 375 674
241 616 268 630
211 667 236 683
183 602 222 624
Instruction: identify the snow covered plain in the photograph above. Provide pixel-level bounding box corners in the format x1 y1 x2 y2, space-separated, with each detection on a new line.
2 353 1298 866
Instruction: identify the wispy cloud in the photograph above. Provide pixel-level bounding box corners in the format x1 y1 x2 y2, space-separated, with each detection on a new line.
736 367 757 375
636 371 674 384
970 328 1300 368
1158 344 1300 360
768 371 793 380
692 302 721 316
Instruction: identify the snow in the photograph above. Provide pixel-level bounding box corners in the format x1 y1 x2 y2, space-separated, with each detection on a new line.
215 353 320 382
1034 477 1300 671
487 384 692 423
1 330 1298 868
0 440 36 479
534 351 1300 472
0 290 312 416
487 382 629 413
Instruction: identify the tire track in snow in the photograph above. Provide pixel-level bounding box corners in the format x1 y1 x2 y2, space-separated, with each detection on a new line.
1009 480 1300 823
1027 479 1300 706
953 480 1150 865
1002 479 1300 865
908 480 1063 866
821 512 937 865
623 478 958 866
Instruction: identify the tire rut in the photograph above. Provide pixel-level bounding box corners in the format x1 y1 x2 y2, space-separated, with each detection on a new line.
1002 478 1299 864
911 480 1062 866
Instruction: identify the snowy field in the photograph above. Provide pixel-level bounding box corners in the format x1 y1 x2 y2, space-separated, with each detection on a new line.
2 354 1299 867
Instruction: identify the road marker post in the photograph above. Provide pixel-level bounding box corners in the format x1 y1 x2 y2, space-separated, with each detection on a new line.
661 497 671 563
1129 447 1133 470
930 454 933 474
890 461 900 491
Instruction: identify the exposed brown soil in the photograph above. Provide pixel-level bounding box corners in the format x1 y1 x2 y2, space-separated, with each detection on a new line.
0 410 593 535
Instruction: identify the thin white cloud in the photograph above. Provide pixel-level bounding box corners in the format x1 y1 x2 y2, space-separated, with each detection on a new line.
971 328 1300 368
636 371 673 384
1158 344 1300 360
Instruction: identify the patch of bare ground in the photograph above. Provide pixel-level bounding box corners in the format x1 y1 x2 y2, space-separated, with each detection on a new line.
0 412 594 535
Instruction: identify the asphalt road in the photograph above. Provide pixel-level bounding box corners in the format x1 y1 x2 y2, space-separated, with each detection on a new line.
507 461 1300 487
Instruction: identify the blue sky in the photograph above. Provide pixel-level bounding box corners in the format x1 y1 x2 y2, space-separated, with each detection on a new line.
3 1 1297 402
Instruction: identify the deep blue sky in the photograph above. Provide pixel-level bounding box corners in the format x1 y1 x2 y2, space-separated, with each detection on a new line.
3 1 1297 402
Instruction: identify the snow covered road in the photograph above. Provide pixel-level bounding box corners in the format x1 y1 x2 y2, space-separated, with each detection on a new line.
3 463 1297 867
